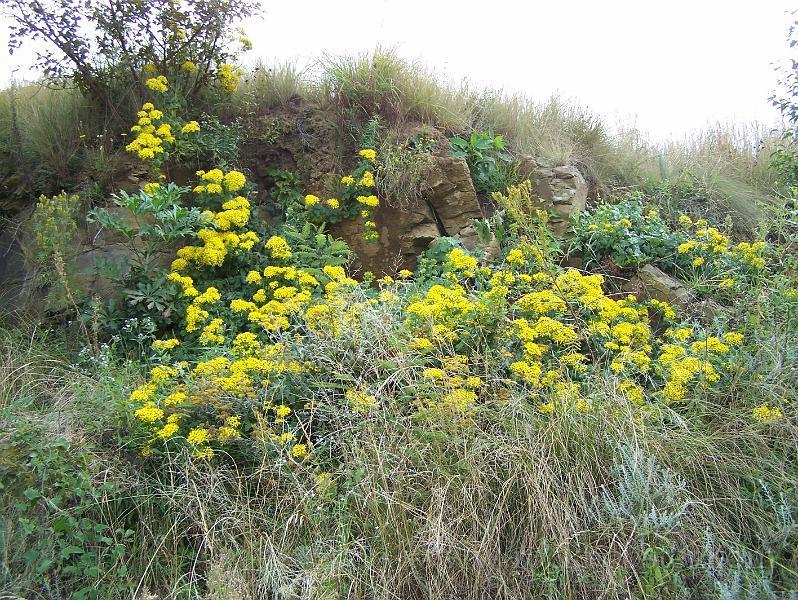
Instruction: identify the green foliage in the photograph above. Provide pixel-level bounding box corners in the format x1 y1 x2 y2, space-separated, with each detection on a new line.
88 183 201 274
0 85 96 211
1 0 259 109
171 114 242 169
414 236 468 281
87 183 202 344
449 129 516 194
32 191 81 267
571 195 771 303
0 419 132 598
281 221 352 273
490 180 562 264
29 191 83 308
5 44 798 598
268 167 305 216
571 196 684 270
769 15 798 190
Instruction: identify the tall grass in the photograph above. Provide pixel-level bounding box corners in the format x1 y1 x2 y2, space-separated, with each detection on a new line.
0 50 784 219
1 273 796 599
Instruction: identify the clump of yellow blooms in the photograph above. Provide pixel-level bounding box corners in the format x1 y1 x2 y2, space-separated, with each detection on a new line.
152 338 180 351
145 75 169 93
124 101 758 468
125 98 199 163
218 64 241 93
752 403 784 423
359 149 377 162
298 149 384 241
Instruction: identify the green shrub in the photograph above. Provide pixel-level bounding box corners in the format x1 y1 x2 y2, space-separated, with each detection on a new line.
570 196 684 270
449 129 516 194
2 0 259 110
0 422 133 599
29 191 83 309
571 195 770 302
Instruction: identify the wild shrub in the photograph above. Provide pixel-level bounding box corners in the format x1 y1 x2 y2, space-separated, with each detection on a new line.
1 0 258 110
29 191 82 308
449 129 517 194
571 195 769 302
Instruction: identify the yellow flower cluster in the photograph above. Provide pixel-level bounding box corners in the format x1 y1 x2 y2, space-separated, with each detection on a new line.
124 120 750 464
152 338 181 351
125 99 198 162
170 171 258 270
145 75 169 92
266 236 292 260
359 148 377 162
752 403 785 423
446 249 478 278
419 354 482 415
677 219 768 285
346 388 378 413
126 101 173 160
218 64 241 93
181 120 201 134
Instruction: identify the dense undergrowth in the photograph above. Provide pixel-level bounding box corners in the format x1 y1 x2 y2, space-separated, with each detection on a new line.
2 71 798 598
2 6 798 599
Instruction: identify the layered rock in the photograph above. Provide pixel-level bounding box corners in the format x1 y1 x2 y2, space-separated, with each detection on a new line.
624 264 720 322
518 157 588 238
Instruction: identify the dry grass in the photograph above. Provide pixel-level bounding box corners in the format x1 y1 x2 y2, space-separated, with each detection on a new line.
1 278 797 599
1 50 784 221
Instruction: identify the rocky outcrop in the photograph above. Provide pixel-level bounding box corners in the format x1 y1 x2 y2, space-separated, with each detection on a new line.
331 154 590 275
519 157 588 238
424 156 483 238
0 209 38 312
624 264 720 322
330 155 486 275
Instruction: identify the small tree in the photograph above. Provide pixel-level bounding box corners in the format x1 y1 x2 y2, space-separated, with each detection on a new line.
770 11 798 189
1 0 258 110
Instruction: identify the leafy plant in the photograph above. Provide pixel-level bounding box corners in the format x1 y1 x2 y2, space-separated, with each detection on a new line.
87 183 201 275
449 129 516 194
268 167 305 215
29 191 83 309
769 13 798 190
570 195 683 270
0 419 133 599
171 113 243 169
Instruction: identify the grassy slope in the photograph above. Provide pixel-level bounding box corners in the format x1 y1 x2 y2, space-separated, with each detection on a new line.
0 50 796 600
1 51 782 222
1 269 796 599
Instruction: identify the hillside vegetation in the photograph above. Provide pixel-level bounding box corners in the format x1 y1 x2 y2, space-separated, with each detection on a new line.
0 3 797 599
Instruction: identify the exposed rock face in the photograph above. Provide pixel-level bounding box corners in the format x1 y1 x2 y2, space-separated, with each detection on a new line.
633 264 694 306
425 156 483 238
0 207 145 316
624 264 720 321
330 203 439 276
331 154 589 275
519 157 588 238
330 155 484 276
0 209 38 312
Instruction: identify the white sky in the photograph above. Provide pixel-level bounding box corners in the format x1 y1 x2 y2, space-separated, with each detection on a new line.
1 0 794 141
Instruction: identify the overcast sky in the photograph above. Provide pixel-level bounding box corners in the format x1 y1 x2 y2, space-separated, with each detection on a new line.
1 1 794 141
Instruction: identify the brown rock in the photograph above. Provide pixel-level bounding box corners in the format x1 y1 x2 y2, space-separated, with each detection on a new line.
623 264 721 322
518 157 588 238
424 156 483 237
